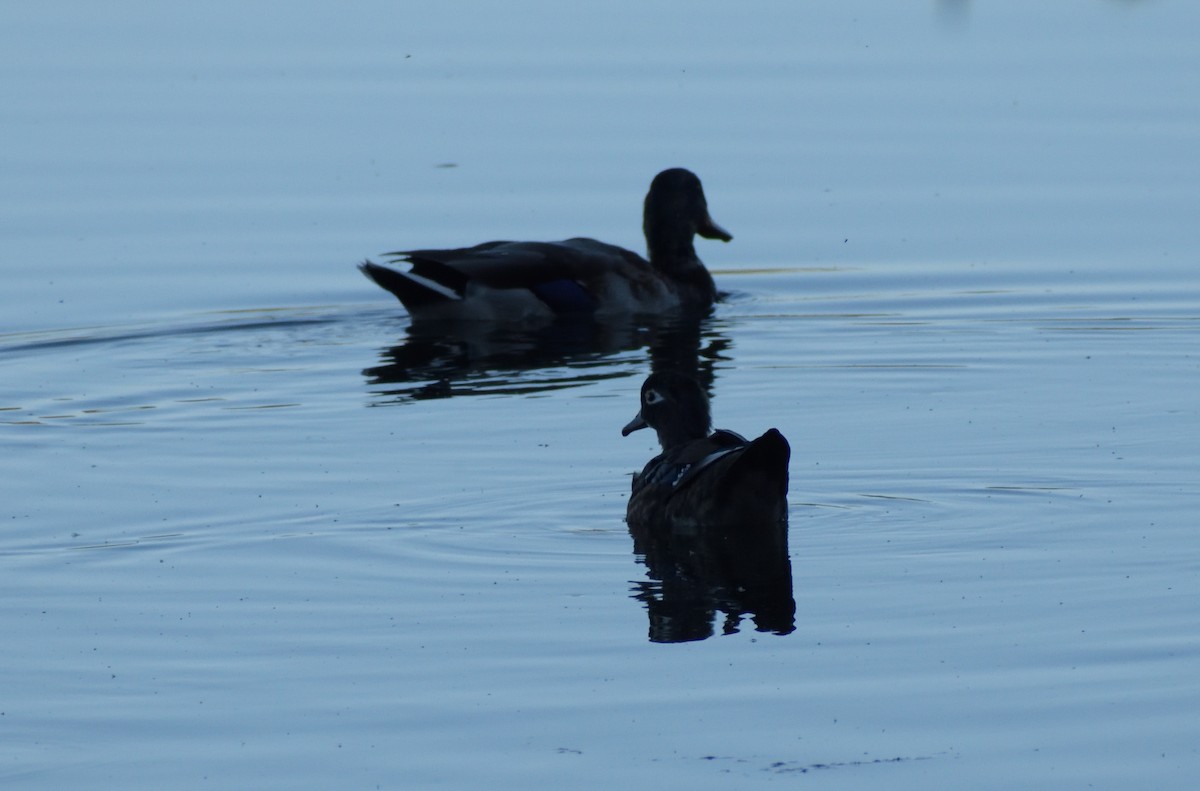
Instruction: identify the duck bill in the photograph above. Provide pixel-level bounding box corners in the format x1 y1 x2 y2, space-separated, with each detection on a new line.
698 214 732 242
621 412 648 436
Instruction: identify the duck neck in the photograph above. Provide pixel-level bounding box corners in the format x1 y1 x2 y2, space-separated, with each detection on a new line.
645 232 700 273
654 412 711 452
647 230 716 304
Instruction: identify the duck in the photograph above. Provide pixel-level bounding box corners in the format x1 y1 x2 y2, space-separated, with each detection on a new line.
621 371 791 527
359 168 731 321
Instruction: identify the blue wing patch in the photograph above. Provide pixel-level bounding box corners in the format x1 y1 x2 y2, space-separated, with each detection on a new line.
530 279 598 314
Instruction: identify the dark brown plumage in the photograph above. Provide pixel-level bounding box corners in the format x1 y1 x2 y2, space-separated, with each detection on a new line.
359 168 731 321
621 372 791 528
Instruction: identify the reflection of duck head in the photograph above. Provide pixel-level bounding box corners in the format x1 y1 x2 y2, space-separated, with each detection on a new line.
621 371 795 642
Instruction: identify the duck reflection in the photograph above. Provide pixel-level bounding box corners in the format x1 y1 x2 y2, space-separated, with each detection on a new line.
630 517 795 642
363 312 728 401
621 372 795 642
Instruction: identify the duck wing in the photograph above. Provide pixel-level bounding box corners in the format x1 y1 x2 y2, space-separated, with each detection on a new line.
368 238 652 315
385 239 644 288
630 428 790 526
632 430 748 497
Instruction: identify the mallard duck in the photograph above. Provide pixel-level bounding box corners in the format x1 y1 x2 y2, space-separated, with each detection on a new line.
359 168 731 321
621 371 790 526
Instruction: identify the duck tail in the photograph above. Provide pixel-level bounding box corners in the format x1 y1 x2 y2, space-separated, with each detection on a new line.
359 260 461 311
731 428 791 500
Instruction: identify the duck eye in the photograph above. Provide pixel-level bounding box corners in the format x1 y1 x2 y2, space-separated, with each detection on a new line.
644 389 664 406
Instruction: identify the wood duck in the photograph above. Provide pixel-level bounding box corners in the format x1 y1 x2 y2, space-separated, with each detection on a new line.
359 168 731 321
621 371 790 527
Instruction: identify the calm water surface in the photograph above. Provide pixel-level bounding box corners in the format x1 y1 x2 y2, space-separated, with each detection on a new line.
2 2 1198 789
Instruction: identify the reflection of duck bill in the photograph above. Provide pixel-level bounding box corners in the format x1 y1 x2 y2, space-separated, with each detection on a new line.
359 168 729 321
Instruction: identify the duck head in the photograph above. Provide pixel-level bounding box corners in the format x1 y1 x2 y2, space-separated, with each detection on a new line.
643 169 732 269
621 371 712 450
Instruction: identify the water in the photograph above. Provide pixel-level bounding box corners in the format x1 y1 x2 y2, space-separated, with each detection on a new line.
3 2 1199 788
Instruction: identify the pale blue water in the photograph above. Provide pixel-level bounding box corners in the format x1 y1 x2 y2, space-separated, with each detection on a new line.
3 2 1199 789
